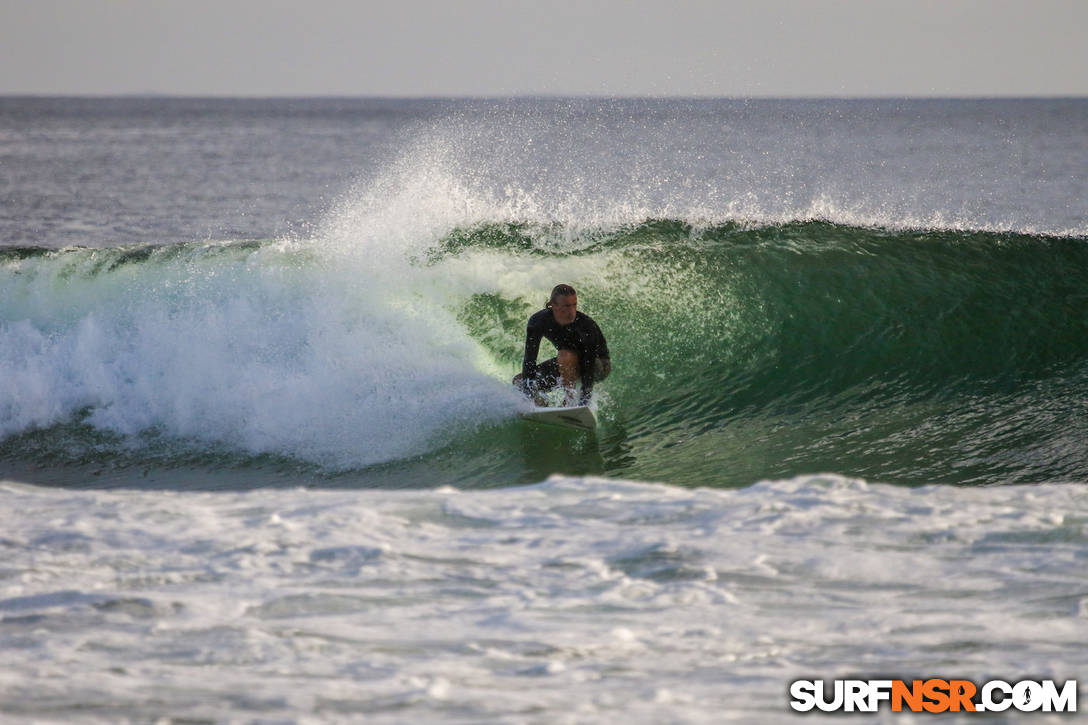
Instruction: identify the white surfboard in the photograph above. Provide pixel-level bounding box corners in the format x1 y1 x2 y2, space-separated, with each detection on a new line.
521 405 597 431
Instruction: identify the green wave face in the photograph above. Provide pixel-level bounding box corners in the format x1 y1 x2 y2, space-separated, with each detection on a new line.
2 221 1086 489
448 220 1088 487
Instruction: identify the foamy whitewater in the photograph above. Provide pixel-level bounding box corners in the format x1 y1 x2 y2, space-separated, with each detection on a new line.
3 476 1085 723
1 98 1087 721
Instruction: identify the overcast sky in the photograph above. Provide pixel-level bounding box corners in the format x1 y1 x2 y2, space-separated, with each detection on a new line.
2 0 1085 97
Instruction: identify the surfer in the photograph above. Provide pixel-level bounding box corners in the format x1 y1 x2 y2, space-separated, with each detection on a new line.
513 283 611 407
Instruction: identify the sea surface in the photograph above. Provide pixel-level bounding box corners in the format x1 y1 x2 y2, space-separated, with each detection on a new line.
1 97 1086 722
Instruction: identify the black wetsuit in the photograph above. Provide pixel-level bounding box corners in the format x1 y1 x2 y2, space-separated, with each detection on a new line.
520 308 610 404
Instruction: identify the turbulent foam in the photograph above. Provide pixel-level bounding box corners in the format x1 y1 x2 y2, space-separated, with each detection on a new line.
0 473 1084 721
0 236 522 470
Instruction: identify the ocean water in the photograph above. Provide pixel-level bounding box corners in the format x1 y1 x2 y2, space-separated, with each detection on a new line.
1 97 1086 722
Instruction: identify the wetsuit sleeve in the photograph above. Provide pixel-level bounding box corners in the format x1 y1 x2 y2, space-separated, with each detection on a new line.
521 318 543 386
578 318 610 404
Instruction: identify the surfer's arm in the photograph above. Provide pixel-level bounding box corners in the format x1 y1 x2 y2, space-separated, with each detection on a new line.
576 321 611 403
520 323 543 386
586 319 611 381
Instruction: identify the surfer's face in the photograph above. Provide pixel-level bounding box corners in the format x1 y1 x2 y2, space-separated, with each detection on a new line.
551 294 577 326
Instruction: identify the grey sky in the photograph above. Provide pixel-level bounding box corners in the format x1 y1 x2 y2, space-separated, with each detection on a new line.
2 0 1085 97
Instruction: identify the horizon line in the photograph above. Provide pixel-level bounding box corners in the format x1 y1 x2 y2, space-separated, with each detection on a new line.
2 91 1087 101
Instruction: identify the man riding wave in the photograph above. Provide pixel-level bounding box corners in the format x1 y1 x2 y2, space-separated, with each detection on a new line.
513 284 611 407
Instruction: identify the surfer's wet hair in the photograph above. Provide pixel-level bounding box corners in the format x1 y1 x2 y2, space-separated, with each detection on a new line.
547 284 577 308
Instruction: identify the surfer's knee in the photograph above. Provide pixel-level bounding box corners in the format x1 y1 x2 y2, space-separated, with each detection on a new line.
556 350 579 382
557 349 579 367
